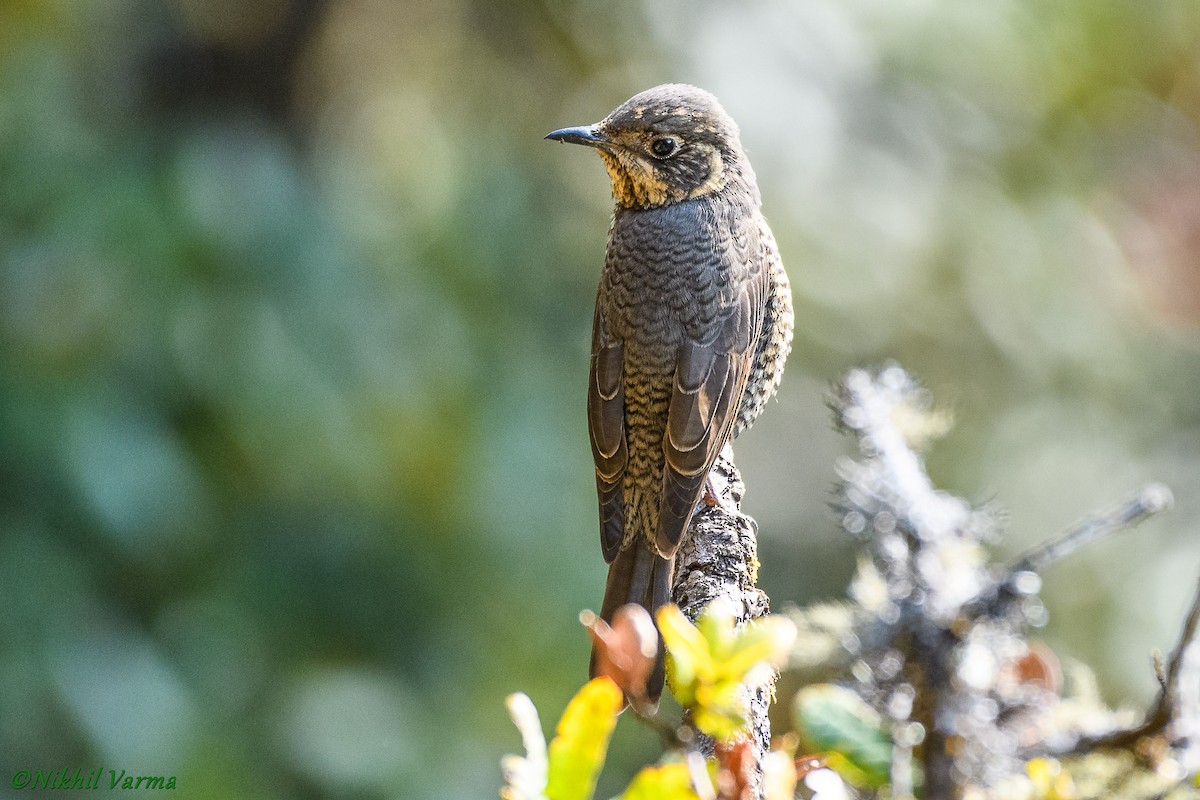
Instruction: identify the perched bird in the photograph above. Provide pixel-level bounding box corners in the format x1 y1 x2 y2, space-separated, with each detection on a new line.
547 84 793 701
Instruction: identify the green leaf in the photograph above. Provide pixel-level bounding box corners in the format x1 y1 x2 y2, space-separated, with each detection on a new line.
793 684 893 788
545 678 624 800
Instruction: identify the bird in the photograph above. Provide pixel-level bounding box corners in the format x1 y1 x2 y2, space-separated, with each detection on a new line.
546 84 793 702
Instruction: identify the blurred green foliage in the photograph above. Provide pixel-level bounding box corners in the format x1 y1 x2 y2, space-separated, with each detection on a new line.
794 684 894 790
1 0 1199 798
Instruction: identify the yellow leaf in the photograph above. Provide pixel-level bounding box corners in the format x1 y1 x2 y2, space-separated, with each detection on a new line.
658 605 711 690
1026 758 1076 800
545 678 623 800
621 762 701 800
696 598 738 659
692 700 745 743
762 750 798 800
695 679 741 713
719 617 797 680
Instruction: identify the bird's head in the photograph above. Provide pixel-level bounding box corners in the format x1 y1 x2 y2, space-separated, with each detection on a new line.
546 84 757 210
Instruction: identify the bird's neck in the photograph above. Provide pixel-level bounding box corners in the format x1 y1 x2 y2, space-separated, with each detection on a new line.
600 150 756 211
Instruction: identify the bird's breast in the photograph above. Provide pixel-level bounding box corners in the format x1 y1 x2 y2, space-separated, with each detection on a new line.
600 201 736 350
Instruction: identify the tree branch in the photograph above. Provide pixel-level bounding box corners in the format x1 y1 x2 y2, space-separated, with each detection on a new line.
673 443 774 799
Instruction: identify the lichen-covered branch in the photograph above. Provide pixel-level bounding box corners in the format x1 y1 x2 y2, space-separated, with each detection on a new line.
793 364 1191 800
674 443 774 796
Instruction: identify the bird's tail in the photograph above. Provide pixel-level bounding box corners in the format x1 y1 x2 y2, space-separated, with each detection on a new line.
589 543 674 702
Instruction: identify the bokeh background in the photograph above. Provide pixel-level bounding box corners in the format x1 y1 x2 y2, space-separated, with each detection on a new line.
2 0 1199 797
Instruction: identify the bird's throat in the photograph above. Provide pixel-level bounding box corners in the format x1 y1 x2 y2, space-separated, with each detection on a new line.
598 148 728 209
599 151 669 209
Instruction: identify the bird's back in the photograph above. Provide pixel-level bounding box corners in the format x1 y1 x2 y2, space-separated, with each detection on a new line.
599 191 774 552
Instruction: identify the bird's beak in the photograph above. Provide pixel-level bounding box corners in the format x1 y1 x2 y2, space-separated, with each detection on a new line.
545 125 608 148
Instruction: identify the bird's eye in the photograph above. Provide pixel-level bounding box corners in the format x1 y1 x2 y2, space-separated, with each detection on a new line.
650 137 677 158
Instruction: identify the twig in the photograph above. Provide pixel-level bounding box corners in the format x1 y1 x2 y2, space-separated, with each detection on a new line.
1062 576 1200 755
687 750 717 800
631 706 691 751
1009 484 1174 575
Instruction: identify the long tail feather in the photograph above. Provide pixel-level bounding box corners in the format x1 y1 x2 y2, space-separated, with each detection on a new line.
590 544 674 702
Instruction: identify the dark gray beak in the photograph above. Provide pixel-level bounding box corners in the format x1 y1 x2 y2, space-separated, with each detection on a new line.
544 125 607 147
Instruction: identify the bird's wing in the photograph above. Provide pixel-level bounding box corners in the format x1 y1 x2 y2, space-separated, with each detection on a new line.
588 303 627 563
657 216 766 557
